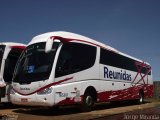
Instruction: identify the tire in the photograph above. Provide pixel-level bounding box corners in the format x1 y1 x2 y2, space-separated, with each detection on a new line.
81 93 94 112
51 106 59 110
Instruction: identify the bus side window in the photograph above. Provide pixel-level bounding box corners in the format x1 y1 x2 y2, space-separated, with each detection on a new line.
3 48 23 83
55 43 96 78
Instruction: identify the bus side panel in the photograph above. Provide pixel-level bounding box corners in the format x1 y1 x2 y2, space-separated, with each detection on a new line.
54 82 82 105
98 64 153 102
97 81 132 102
54 66 100 106
130 71 153 99
96 82 153 102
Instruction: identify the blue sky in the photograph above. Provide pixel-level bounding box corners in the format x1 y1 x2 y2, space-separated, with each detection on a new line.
0 0 160 80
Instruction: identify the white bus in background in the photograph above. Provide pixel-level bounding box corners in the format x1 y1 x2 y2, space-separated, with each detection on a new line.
10 31 153 111
0 42 26 103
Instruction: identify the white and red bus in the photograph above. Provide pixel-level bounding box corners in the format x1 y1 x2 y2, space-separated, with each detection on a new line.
0 42 26 103
10 31 153 111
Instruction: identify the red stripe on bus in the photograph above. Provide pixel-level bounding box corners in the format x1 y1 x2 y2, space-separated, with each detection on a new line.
11 46 26 49
13 77 73 96
50 36 117 53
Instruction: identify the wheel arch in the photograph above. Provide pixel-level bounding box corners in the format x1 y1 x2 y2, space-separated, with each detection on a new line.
83 86 97 102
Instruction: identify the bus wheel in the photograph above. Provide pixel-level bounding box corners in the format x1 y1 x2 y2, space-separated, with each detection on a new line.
138 91 144 104
81 93 94 112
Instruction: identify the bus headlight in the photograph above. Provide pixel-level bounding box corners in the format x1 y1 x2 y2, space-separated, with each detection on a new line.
37 87 53 95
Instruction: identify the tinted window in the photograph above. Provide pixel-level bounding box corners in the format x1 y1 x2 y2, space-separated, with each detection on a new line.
55 43 96 77
4 48 24 83
100 48 151 75
13 42 60 83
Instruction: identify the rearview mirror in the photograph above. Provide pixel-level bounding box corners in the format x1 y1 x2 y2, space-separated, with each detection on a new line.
45 38 54 53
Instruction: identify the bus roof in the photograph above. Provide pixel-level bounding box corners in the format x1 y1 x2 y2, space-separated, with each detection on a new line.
0 42 26 46
30 31 117 51
0 42 26 49
29 31 150 66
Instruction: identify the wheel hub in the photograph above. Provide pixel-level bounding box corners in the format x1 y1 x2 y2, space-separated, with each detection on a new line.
86 96 93 106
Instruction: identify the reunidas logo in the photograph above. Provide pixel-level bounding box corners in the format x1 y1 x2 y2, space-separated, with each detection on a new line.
104 66 132 81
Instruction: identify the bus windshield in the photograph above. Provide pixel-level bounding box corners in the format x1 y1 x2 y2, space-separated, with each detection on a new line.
13 42 60 83
0 45 5 70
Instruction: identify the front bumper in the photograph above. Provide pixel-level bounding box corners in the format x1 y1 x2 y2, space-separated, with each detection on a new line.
10 92 55 107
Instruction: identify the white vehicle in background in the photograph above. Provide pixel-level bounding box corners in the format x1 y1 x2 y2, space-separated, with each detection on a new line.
0 42 26 103
10 31 153 111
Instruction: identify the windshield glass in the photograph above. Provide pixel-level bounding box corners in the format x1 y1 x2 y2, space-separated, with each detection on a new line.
0 45 5 70
13 42 60 83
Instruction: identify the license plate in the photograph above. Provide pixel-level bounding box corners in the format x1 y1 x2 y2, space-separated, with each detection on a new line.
21 98 28 102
